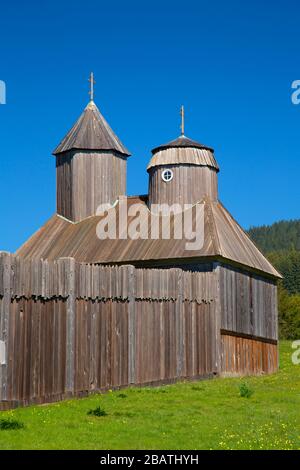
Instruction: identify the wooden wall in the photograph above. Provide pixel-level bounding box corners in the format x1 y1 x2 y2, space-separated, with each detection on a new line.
0 254 217 408
0 254 279 408
148 164 218 208
221 334 278 376
218 264 278 376
219 264 278 341
7 298 67 403
56 150 127 222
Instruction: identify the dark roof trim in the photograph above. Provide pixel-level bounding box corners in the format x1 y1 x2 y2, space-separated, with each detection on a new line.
100 255 281 280
54 148 129 159
152 135 214 154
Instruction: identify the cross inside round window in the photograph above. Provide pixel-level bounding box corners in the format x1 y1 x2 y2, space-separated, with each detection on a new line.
162 169 173 182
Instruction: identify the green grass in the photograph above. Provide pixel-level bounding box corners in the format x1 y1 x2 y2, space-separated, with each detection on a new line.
0 341 300 450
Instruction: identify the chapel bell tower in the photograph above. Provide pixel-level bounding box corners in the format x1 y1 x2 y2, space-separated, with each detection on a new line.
53 73 131 222
147 106 219 209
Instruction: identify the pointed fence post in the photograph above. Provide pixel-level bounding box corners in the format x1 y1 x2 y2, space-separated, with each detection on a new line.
0 252 12 402
58 257 76 395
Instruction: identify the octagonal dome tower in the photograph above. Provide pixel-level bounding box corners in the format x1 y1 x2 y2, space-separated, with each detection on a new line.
148 122 219 209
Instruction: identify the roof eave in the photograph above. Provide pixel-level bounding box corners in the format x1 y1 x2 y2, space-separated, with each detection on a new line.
151 143 214 155
52 147 131 157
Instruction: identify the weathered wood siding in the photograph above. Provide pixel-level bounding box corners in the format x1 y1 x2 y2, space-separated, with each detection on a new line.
74 300 130 391
0 254 279 408
7 298 67 403
134 300 216 384
0 254 217 408
56 150 127 222
218 264 278 376
221 334 278 376
148 164 218 207
219 265 278 341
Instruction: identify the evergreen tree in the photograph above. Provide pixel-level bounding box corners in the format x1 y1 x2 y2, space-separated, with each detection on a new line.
247 220 300 339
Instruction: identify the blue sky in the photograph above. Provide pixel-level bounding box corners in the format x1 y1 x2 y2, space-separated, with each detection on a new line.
0 0 299 252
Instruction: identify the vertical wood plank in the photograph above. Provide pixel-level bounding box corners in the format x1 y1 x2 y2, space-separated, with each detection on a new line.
176 269 184 377
213 262 221 374
128 265 136 384
0 252 11 401
59 258 76 394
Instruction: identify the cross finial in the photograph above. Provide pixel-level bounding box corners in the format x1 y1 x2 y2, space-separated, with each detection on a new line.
88 72 96 101
180 105 185 136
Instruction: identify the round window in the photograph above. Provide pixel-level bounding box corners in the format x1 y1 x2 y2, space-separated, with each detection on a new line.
161 169 173 182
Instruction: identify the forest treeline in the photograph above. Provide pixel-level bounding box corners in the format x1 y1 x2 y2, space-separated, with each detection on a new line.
248 220 300 339
248 219 300 253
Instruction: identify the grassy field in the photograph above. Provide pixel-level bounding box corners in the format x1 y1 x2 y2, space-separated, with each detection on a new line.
0 341 299 450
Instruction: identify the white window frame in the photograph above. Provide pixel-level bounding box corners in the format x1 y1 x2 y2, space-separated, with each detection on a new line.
161 169 174 182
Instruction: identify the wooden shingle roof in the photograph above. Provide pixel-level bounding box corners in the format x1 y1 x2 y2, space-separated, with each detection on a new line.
53 101 131 156
148 135 218 171
16 196 281 279
147 147 219 171
151 135 214 154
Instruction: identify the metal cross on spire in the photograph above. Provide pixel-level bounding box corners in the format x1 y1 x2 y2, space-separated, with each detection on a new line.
180 105 185 136
88 72 96 101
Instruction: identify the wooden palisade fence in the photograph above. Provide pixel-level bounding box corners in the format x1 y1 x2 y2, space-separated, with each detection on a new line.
0 252 219 408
